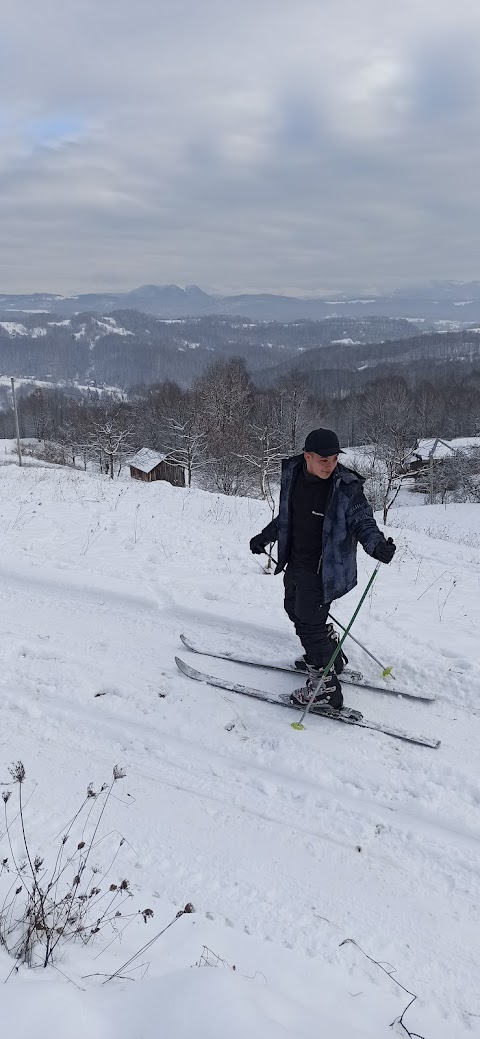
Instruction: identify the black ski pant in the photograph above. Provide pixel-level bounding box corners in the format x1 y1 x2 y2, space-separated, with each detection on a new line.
283 565 334 670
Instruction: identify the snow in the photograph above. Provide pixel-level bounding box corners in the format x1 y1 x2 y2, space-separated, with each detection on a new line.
0 377 124 396
94 318 134 336
411 436 480 461
0 321 29 335
0 375 55 390
0 947 409 1038
331 337 362 344
128 446 168 472
434 320 463 329
385 502 480 548
0 455 478 1036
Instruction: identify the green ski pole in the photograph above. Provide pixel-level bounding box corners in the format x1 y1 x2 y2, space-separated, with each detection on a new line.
291 562 382 731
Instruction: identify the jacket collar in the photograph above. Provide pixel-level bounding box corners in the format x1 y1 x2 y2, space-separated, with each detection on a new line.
282 454 363 487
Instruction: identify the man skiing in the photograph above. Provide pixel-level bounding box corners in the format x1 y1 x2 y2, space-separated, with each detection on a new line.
249 428 396 711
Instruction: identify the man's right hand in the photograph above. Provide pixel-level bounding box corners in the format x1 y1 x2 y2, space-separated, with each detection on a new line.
250 534 266 555
372 536 396 563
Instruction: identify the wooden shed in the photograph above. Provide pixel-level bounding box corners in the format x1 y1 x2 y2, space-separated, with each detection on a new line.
400 438 454 479
128 448 185 486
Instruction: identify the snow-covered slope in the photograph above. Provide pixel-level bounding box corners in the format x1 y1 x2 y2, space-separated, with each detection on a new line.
0 459 478 1037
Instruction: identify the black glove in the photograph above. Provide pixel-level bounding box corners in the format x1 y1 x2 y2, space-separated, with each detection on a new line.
372 536 396 564
250 533 266 555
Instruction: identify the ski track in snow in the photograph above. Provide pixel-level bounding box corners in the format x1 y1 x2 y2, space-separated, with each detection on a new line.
0 460 479 1034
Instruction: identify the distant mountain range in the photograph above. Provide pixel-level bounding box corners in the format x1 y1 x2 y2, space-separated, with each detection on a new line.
3 281 480 321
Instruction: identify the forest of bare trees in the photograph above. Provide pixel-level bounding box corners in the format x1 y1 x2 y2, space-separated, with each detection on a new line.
0 359 479 506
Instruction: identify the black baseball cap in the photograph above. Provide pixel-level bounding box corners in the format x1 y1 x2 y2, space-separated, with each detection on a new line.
304 428 343 456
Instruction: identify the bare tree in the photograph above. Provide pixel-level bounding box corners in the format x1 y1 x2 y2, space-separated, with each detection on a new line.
194 358 255 495
342 393 364 447
163 416 208 488
414 382 443 439
273 370 310 453
58 402 94 470
195 358 253 434
88 410 135 478
358 377 418 523
131 381 186 451
18 388 52 441
238 421 285 500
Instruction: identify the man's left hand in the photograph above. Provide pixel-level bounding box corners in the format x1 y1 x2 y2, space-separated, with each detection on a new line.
372 537 396 564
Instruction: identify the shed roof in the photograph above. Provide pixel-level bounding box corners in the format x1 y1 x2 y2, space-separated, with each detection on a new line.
128 448 168 473
410 436 480 462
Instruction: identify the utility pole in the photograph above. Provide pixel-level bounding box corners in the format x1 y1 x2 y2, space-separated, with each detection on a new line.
11 377 22 467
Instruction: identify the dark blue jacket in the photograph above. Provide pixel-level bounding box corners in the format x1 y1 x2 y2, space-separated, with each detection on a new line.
258 455 383 602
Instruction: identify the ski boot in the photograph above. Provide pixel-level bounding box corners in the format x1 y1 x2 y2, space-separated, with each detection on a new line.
290 664 343 711
295 625 348 677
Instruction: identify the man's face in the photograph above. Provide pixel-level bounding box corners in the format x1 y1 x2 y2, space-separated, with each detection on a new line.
304 451 338 479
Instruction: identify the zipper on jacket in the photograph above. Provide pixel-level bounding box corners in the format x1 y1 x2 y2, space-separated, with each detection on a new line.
317 473 339 576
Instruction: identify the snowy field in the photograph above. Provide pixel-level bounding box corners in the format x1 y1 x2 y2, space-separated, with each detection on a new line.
0 457 479 1036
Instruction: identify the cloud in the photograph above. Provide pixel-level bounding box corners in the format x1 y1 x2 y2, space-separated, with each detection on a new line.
1 0 480 293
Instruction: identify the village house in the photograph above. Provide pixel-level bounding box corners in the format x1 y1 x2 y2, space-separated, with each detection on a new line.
128 448 185 486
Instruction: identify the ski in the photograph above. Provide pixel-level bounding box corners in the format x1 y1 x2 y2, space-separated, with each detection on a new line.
175 658 440 749
179 634 435 703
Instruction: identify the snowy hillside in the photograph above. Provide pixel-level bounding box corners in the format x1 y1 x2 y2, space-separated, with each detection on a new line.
0 310 422 391
0 457 479 1037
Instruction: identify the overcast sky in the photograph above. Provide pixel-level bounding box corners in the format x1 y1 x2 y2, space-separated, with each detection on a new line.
2 0 480 295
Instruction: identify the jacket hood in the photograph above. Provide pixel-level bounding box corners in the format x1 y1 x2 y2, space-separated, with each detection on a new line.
336 462 365 486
